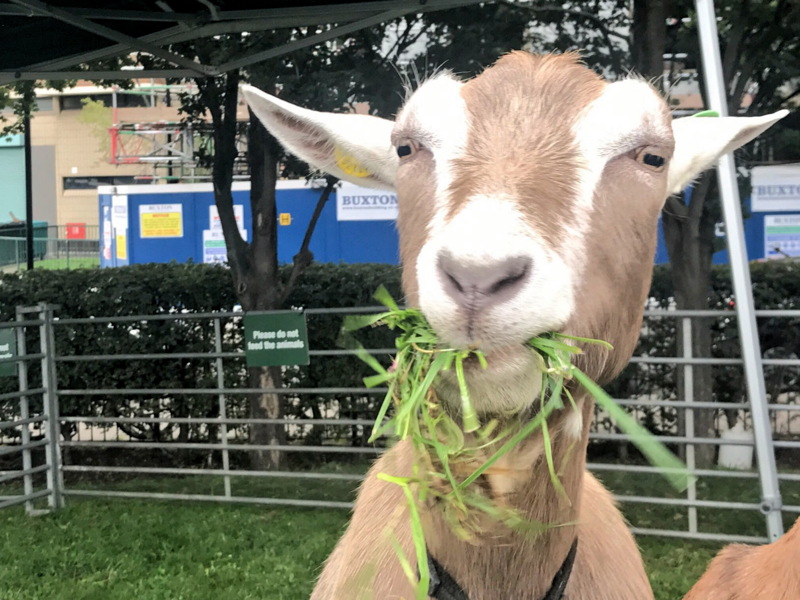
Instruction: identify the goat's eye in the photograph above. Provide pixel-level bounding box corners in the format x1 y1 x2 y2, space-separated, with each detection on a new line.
396 139 421 159
634 146 666 172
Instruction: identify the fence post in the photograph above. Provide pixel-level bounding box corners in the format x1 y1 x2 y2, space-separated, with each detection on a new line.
214 317 232 498
15 307 35 515
682 317 698 534
39 302 64 510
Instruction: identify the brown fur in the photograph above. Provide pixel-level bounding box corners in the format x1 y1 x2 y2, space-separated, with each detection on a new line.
683 517 800 600
450 53 605 249
313 53 668 599
312 396 651 600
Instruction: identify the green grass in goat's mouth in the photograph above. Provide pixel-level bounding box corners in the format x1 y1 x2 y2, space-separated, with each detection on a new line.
343 286 689 599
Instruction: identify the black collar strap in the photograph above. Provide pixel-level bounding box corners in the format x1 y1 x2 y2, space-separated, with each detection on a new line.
425 538 578 600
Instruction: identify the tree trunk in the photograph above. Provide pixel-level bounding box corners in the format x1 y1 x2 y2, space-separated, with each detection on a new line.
202 73 335 471
661 174 719 468
631 0 668 82
248 365 286 470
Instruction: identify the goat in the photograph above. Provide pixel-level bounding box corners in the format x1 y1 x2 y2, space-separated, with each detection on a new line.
243 52 786 600
683 517 800 600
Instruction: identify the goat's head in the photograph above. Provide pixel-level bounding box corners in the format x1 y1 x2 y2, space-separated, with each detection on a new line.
244 52 785 418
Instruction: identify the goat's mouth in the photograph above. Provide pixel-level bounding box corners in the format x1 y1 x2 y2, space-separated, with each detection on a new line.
434 342 544 417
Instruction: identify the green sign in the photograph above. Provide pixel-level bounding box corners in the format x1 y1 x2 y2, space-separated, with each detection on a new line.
244 312 310 367
0 329 17 377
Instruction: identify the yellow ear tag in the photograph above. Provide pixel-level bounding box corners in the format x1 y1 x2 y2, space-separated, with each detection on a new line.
334 146 373 178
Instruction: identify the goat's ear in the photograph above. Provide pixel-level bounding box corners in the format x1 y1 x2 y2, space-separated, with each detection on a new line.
668 110 789 194
241 85 397 190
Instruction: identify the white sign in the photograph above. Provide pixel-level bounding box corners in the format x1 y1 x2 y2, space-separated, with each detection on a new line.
751 164 800 212
336 182 398 221
764 214 800 260
102 205 112 261
111 195 128 230
209 204 244 231
202 229 227 264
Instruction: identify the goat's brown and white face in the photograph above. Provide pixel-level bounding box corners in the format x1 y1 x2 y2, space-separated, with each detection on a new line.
243 52 786 416
391 54 674 387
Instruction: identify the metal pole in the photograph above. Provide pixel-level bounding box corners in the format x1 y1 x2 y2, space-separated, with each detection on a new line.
24 114 34 271
214 317 232 498
682 317 698 534
39 303 64 510
15 308 34 515
695 0 783 540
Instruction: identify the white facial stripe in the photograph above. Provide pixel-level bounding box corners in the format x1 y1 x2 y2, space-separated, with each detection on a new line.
394 73 468 207
568 79 670 275
576 79 672 162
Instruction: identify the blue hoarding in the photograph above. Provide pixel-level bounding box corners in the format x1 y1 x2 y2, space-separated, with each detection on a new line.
99 181 400 268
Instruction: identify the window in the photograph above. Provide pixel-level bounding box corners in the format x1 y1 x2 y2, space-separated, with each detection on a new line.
35 97 53 111
63 176 138 190
61 93 150 110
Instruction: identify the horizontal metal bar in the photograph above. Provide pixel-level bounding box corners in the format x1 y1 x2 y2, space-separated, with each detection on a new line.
0 388 46 402
55 348 395 362
612 398 800 412
783 505 800 514
588 462 757 479
57 387 387 396
767 404 800 412
753 310 800 317
52 307 383 326
64 489 353 509
56 352 236 362
628 356 742 365
615 495 761 510
611 398 747 410
62 465 364 480
590 433 754 446
630 527 767 544
58 416 377 426
762 358 800 366
0 415 47 430
0 317 43 326
0 464 49 485
47 351 800 367
773 440 800 448
0 439 48 457
60 441 384 454
641 308 800 318
0 354 45 366
0 488 50 510
41 307 800 328
14 305 51 315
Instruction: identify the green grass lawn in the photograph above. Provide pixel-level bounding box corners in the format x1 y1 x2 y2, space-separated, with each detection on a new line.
1 468 796 600
32 257 100 270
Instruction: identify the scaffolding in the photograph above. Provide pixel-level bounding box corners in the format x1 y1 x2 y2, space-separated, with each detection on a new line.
108 85 249 183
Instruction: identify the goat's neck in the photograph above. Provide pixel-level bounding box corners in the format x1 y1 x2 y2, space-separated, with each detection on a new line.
421 393 593 572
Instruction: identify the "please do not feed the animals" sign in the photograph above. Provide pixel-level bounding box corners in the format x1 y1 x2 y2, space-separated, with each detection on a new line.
243 312 310 367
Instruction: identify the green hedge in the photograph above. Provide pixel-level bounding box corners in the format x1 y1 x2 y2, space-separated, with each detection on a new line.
1 261 798 453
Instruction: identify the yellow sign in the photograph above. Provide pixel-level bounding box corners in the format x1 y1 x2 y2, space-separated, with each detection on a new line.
334 146 372 178
279 213 292 226
140 204 183 238
115 234 127 260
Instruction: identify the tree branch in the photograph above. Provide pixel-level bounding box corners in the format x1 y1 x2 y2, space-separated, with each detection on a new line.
280 175 338 305
663 194 689 220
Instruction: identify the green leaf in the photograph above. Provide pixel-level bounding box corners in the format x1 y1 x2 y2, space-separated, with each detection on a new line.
572 368 690 490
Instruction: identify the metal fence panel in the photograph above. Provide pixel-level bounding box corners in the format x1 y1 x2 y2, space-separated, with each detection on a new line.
0 305 797 544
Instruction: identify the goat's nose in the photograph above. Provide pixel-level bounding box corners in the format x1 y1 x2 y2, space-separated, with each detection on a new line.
437 251 532 312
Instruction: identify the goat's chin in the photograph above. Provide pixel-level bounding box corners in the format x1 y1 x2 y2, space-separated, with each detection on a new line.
435 345 543 418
